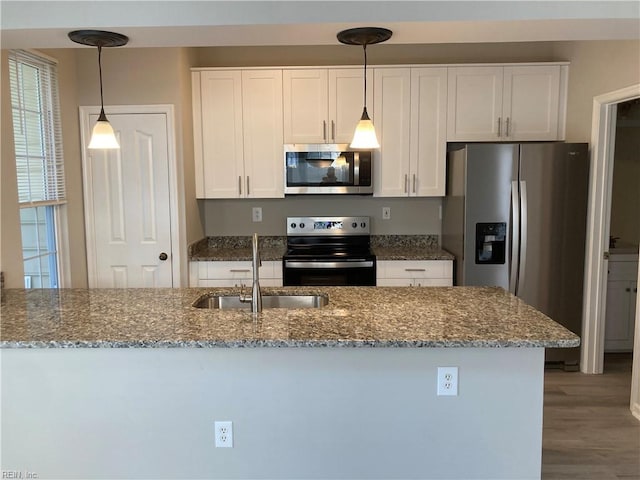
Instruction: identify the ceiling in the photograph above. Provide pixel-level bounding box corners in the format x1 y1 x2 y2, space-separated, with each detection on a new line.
1 1 639 49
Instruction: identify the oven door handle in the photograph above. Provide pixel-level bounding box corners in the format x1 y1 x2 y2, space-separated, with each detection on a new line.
284 260 375 269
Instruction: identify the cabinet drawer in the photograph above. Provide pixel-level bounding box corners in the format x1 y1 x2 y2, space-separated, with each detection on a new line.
378 260 452 279
608 260 639 281
203 261 277 280
198 278 283 288
377 278 452 287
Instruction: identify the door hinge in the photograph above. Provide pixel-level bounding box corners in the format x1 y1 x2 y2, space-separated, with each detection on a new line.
603 251 610 260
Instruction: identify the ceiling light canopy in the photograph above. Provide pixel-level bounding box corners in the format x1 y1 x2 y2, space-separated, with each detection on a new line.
337 27 392 150
68 30 129 149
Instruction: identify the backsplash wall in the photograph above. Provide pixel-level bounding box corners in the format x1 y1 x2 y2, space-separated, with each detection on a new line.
202 196 442 237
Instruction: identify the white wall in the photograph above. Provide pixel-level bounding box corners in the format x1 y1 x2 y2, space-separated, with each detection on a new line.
1 347 545 479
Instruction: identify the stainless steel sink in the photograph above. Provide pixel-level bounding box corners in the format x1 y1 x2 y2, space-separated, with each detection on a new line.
192 293 328 310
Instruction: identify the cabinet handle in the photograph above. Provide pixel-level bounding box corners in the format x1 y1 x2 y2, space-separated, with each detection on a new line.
634 288 637 293
626 287 631 292
506 117 511 137
413 174 416 193
497 117 502 137
331 120 335 141
246 176 250 195
404 174 408 193
323 120 327 141
229 269 251 273
238 176 242 195
405 268 426 272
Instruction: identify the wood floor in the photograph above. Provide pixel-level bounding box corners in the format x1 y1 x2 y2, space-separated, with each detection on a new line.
542 353 640 479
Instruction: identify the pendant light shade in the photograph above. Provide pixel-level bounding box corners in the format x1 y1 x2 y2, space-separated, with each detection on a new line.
337 27 392 150
350 107 379 149
68 30 128 149
88 109 120 149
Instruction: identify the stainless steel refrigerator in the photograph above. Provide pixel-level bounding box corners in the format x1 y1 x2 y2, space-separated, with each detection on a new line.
442 143 589 368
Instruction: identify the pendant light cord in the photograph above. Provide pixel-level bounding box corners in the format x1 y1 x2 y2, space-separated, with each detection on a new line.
97 45 106 118
362 44 368 110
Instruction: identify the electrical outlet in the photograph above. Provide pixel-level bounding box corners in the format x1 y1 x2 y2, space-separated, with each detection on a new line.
215 421 233 448
382 207 391 220
252 207 262 222
437 367 459 396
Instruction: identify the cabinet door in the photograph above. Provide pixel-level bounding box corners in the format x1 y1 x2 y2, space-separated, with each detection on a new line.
410 67 447 196
196 71 244 198
328 68 373 144
373 68 412 197
283 69 328 143
503 66 560 141
604 280 636 352
447 66 503 141
242 70 284 198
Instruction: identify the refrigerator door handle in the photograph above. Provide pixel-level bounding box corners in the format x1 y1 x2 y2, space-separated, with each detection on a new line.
518 180 528 294
509 181 520 294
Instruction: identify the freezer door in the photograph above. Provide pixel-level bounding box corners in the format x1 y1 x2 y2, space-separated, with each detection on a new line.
462 144 519 288
519 143 589 364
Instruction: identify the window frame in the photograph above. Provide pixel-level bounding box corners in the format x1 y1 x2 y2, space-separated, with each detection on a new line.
9 49 70 288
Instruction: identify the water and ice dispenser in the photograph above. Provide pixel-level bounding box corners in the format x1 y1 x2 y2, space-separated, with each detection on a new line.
475 223 506 264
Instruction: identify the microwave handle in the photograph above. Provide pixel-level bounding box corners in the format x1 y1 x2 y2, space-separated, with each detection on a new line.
353 152 360 186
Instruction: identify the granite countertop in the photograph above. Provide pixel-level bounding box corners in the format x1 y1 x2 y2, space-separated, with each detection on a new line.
189 236 286 261
372 246 454 261
189 235 454 261
0 287 579 349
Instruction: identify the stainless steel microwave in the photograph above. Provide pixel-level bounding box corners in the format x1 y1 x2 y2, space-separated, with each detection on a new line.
284 144 373 195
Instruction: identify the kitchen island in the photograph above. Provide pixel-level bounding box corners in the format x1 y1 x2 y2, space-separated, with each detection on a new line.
1 287 578 479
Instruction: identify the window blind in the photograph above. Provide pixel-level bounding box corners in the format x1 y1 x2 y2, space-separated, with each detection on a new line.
9 50 66 205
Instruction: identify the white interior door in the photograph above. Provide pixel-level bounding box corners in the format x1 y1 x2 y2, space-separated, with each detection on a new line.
82 111 174 287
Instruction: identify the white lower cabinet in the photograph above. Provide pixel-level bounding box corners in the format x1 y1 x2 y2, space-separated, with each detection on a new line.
189 261 283 287
377 260 453 287
604 256 638 352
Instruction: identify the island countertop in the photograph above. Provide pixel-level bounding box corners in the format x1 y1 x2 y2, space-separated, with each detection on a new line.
0 287 579 349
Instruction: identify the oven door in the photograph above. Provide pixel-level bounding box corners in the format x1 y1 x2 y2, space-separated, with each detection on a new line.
284 144 372 195
283 259 376 286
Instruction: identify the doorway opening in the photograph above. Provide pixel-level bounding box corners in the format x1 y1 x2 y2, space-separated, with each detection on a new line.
581 84 639 419
582 85 640 374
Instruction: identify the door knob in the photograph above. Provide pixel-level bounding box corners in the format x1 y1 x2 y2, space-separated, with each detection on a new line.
159 252 168 261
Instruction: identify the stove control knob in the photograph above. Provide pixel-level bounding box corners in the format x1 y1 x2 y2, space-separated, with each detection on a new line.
300 223 305 229
352 222 357 228
361 222 366 228
290 223 297 229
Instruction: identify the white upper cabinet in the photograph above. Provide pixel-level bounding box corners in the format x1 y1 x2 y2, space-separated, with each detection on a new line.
410 67 448 196
374 67 447 197
193 69 284 199
447 65 565 141
374 68 412 197
283 68 373 144
241 70 285 198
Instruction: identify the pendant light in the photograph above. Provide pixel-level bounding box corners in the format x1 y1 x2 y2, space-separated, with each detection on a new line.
337 27 392 149
68 30 129 149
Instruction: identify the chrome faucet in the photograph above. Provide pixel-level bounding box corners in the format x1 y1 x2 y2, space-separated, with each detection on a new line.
240 233 262 313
